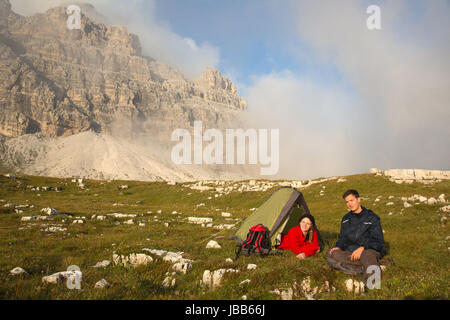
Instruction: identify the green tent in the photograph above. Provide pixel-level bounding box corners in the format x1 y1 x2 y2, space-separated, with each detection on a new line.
231 186 323 249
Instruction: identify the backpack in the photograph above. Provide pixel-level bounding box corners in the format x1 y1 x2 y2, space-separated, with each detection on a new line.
235 224 272 260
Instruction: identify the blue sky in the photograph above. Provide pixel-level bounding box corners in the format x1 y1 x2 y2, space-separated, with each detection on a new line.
153 0 349 93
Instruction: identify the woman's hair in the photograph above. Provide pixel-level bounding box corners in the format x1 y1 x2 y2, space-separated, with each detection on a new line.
299 216 314 243
297 213 325 251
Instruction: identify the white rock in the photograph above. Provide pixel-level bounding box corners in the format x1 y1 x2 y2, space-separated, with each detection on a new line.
72 219 84 224
225 258 234 263
93 260 110 268
142 248 167 256
188 217 213 224
44 226 67 232
42 270 83 285
202 270 212 288
221 212 232 218
129 253 153 266
162 276 176 288
354 281 365 295
386 202 394 206
280 288 294 300
172 261 192 274
95 279 110 289
213 224 235 230
440 205 450 213
41 207 64 216
403 202 412 208
438 194 446 203
163 252 190 264
427 197 437 205
124 219 135 225
202 269 238 289
301 276 311 293
345 279 354 292
206 240 221 249
242 295 248 300
10 267 28 275
247 264 257 270
345 278 365 294
239 279 251 286
139 223 146 227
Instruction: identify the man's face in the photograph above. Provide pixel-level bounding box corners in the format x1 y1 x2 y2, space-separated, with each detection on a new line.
345 194 361 212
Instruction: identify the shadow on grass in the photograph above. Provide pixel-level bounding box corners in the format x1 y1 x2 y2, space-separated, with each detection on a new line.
317 230 339 250
136 279 176 298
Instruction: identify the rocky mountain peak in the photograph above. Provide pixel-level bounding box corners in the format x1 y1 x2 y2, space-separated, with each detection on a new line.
197 67 238 94
0 2 247 139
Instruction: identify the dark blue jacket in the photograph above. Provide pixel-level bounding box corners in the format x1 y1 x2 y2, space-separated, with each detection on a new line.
334 207 384 254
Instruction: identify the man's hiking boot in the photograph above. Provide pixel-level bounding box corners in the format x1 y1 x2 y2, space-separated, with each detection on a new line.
326 254 364 275
338 262 365 276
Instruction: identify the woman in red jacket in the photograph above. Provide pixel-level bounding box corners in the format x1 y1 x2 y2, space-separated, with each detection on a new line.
276 214 320 259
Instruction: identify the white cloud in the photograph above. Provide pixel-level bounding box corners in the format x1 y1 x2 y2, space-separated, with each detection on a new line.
242 71 363 180
242 0 450 179
290 0 450 151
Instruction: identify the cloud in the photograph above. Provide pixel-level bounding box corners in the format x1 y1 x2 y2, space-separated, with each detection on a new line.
289 0 450 169
242 0 450 179
241 71 363 180
10 0 220 78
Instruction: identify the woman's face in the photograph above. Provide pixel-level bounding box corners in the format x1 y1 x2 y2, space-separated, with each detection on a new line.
299 217 312 234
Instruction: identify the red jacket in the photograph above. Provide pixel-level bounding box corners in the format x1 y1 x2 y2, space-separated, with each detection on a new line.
276 226 319 257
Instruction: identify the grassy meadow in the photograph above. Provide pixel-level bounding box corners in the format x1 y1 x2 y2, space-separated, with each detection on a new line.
0 172 448 300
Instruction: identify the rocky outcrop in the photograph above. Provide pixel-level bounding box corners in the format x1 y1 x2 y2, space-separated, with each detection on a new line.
382 169 450 184
0 0 247 140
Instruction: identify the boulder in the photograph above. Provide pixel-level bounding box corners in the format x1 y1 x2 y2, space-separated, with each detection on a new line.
129 253 153 266
41 207 65 216
95 279 110 289
206 240 221 249
93 260 111 268
172 261 192 274
10 267 28 276
42 270 83 285
202 269 239 290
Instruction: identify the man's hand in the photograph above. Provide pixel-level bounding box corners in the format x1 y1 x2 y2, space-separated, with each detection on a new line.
329 247 341 255
351 247 365 261
296 253 306 259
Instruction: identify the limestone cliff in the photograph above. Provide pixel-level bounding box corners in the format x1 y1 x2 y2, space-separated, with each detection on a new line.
0 0 247 140
0 0 257 181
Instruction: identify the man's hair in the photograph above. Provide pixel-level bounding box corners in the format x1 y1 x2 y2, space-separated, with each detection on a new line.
342 189 360 199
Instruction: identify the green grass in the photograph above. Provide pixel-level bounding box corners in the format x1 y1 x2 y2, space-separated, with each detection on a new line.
0 173 448 300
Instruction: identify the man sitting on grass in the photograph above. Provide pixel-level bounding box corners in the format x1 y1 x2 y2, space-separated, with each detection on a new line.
326 189 385 288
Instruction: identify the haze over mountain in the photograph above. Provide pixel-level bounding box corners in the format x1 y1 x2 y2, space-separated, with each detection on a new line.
0 0 258 181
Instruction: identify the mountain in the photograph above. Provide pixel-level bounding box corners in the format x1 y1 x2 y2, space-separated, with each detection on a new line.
0 0 254 181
